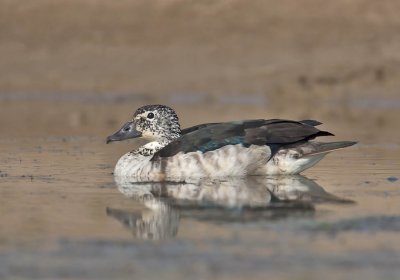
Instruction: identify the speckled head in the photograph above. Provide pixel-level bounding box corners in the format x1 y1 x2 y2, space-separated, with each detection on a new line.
106 104 181 144
133 105 181 141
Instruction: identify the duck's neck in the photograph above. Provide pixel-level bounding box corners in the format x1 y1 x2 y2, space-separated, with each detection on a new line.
134 142 164 156
134 136 178 157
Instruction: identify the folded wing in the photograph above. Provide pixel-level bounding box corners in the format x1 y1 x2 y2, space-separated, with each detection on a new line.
152 119 333 160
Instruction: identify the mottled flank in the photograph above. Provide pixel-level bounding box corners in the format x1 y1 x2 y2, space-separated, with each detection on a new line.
108 105 356 181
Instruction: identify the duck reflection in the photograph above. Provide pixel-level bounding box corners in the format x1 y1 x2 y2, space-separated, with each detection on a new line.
107 176 353 240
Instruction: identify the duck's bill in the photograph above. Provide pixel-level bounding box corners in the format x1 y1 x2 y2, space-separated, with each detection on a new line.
106 121 142 144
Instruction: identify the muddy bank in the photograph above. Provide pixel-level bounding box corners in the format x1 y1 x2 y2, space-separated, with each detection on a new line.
2 0 400 96
0 97 398 145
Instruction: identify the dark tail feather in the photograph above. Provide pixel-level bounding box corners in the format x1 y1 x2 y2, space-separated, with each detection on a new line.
301 141 357 157
316 130 335 137
300 119 323 126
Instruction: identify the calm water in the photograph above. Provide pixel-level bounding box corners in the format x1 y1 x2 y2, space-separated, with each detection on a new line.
0 137 399 279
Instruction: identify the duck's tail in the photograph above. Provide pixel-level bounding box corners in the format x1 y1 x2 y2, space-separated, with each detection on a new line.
267 141 357 174
299 141 358 157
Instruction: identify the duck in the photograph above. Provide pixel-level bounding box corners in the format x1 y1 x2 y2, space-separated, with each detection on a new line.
106 104 356 182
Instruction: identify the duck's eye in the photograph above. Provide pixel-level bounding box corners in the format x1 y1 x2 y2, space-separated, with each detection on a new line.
147 112 155 119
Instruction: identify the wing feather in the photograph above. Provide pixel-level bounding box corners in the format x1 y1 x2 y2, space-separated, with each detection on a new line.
152 119 332 160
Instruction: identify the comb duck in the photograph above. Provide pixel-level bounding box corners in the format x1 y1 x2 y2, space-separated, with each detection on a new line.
106 105 356 182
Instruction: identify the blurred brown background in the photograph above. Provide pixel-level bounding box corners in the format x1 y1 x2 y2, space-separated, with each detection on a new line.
1 0 399 142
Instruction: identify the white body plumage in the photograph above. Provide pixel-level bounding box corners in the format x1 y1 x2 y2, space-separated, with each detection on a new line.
114 143 325 181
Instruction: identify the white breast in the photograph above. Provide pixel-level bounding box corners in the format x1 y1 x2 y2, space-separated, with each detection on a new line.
114 152 164 181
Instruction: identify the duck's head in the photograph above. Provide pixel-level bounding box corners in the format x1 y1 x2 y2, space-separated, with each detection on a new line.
106 105 181 144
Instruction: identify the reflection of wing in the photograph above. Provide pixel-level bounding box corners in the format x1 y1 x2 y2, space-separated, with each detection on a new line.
153 119 333 159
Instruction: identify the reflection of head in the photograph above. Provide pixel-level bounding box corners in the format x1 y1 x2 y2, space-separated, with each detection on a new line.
106 201 179 240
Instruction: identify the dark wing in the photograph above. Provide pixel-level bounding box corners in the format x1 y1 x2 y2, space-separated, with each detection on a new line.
181 119 322 135
299 119 323 126
181 123 220 135
153 119 333 160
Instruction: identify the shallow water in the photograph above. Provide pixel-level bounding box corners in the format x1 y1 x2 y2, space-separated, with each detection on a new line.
0 137 399 279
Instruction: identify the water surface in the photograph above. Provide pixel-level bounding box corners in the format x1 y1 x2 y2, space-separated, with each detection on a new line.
0 137 399 279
